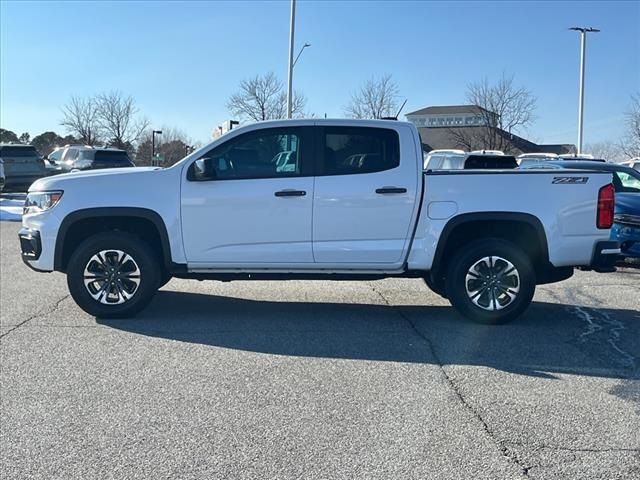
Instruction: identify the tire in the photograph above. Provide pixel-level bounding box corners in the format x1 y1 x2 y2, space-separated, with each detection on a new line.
445 238 535 324
158 271 173 289
423 274 447 299
66 232 161 318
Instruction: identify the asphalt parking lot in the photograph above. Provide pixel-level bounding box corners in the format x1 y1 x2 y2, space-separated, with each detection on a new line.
1 220 639 479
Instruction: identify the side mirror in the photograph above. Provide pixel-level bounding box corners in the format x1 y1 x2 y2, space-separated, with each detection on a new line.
188 157 217 181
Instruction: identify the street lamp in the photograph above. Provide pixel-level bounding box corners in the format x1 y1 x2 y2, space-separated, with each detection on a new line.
569 27 600 154
286 0 296 119
151 130 162 166
293 43 311 68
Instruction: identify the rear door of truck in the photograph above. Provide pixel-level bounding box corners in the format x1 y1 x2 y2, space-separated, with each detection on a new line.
311 122 422 268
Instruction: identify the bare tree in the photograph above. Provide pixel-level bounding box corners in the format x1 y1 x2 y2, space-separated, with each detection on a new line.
344 74 400 119
60 96 101 145
584 141 624 162
136 126 195 166
448 74 537 153
620 93 640 158
227 72 306 121
95 91 149 150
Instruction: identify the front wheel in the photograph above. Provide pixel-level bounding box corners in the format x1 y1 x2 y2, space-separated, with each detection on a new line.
67 232 160 318
445 239 535 324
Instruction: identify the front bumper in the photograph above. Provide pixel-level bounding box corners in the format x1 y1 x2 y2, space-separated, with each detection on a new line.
18 227 51 272
611 222 640 258
588 240 621 272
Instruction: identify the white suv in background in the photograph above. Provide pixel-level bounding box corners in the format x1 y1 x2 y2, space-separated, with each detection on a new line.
423 149 466 169
621 158 640 171
517 153 558 167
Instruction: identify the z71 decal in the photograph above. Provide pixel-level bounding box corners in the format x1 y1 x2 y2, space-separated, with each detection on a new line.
552 176 589 184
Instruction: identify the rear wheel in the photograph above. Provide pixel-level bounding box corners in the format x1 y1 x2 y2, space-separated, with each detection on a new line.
67 232 160 318
445 238 535 324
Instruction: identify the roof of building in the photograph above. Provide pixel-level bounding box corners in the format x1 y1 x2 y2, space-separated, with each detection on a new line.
406 105 493 116
536 144 577 155
417 126 539 155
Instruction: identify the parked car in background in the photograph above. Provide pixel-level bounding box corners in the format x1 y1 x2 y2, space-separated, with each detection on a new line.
423 149 466 169
620 158 640 171
0 159 5 192
425 150 518 170
529 160 640 258
59 146 135 172
517 153 558 168
470 150 504 156
0 144 49 192
558 153 606 162
463 152 518 169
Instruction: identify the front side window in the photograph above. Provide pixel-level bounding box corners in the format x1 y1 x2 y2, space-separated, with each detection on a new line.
191 129 303 181
322 127 400 175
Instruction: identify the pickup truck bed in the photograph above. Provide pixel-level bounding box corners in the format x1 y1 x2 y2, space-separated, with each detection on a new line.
19 119 619 324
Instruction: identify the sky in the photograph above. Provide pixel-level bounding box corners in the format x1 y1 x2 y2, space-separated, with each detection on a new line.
1 0 639 146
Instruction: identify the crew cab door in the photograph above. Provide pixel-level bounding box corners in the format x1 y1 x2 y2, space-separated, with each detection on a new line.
312 125 420 267
180 126 315 267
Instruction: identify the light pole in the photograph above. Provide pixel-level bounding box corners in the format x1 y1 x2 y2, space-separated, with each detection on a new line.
151 130 162 166
293 43 311 68
570 27 600 154
286 0 296 119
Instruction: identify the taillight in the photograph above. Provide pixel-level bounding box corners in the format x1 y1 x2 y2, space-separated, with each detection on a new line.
596 183 615 229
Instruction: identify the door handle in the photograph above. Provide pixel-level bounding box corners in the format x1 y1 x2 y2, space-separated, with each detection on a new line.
275 189 306 197
375 187 407 194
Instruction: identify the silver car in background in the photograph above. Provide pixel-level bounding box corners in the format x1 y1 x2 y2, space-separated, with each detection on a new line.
0 144 48 192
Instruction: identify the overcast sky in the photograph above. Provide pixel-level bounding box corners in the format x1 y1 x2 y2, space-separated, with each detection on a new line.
1 0 638 146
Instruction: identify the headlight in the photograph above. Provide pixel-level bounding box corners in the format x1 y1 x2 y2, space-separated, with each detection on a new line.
23 191 63 215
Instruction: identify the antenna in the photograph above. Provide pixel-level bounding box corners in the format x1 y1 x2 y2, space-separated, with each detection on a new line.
381 99 408 121
395 99 408 119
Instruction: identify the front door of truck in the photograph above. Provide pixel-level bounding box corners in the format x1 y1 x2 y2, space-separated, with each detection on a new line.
181 126 315 268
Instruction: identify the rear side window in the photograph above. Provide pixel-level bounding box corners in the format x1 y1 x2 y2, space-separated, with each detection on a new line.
94 151 131 163
0 146 40 157
322 127 399 175
464 155 518 169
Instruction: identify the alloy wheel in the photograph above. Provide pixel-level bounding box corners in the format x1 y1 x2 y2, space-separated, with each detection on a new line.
83 250 141 305
464 255 520 311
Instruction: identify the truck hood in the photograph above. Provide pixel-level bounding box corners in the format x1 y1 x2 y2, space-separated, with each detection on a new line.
29 167 162 192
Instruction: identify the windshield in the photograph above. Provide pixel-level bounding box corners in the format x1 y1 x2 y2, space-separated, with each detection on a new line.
0 146 40 157
614 170 640 193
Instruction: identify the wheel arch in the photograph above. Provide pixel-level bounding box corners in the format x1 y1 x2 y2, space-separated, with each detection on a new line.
430 212 550 281
54 207 173 273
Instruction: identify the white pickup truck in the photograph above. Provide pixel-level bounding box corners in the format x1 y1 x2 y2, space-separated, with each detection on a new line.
19 119 620 324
